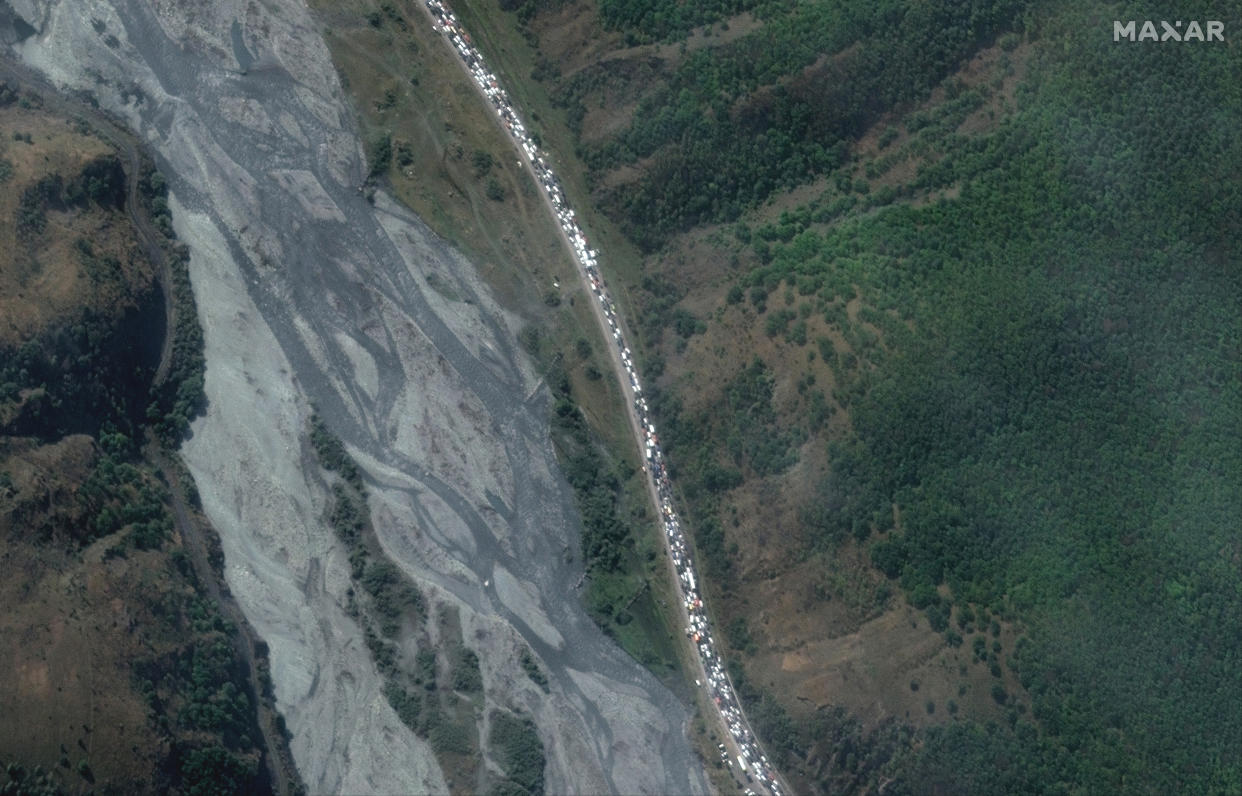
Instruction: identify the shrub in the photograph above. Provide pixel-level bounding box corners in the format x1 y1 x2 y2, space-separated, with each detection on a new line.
367 132 392 178
471 149 494 176
452 647 483 693
519 647 550 693
490 711 545 795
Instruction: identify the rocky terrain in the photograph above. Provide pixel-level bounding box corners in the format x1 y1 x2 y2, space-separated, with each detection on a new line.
3 0 708 792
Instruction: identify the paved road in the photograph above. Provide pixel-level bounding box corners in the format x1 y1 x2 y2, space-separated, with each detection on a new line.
416 4 792 794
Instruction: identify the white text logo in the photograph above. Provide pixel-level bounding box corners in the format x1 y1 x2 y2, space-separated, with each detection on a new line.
1114 20 1225 41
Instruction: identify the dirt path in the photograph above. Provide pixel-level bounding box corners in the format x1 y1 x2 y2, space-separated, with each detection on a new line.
147 442 303 796
0 52 301 796
0 56 176 386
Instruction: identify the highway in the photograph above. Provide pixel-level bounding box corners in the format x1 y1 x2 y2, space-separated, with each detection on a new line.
417 3 790 794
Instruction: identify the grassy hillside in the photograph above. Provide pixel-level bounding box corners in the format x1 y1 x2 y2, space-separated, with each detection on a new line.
0 79 296 795
448 0 1241 792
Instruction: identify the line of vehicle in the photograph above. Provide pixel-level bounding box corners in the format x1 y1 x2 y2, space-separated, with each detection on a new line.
415 5 788 794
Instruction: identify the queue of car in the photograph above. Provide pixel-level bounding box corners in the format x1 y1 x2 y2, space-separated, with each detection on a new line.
424 3 783 793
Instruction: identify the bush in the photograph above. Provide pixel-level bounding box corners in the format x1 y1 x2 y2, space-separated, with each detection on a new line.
490 711 545 795
384 682 423 730
452 647 483 693
309 414 362 489
367 132 392 178
421 702 471 755
472 149 494 176
395 141 414 167
179 745 257 796
519 647 550 693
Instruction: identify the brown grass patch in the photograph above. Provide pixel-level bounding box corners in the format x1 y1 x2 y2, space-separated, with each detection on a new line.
634 165 1035 744
0 104 153 348
0 437 167 789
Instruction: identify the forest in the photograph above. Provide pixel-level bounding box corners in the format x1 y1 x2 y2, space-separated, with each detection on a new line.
526 327 682 677
828 15 1242 784
497 0 1242 791
558 0 1025 248
0 163 204 447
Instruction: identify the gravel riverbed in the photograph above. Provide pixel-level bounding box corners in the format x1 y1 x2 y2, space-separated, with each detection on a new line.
4 0 708 792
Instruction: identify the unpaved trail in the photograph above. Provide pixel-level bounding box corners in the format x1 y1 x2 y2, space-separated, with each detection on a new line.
0 56 176 385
